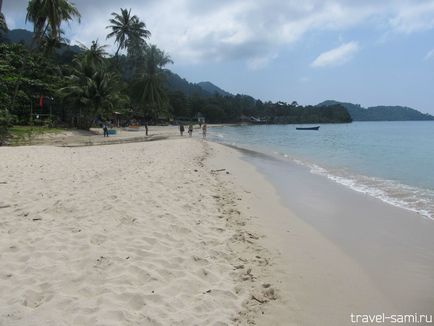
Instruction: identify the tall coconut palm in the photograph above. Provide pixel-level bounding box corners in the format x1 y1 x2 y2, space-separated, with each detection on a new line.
106 8 150 57
26 0 81 47
134 44 172 121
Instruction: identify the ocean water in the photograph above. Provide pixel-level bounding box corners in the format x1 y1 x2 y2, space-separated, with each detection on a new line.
208 121 434 219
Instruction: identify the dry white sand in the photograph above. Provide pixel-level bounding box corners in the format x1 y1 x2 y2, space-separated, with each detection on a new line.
0 139 275 325
0 136 399 325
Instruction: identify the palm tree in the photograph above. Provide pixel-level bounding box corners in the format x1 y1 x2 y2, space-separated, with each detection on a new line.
126 17 150 55
39 26 68 55
26 0 81 47
134 44 173 121
61 56 125 129
106 8 150 57
77 40 109 67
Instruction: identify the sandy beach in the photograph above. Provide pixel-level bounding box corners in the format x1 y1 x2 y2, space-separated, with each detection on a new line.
1 130 433 325
0 135 279 325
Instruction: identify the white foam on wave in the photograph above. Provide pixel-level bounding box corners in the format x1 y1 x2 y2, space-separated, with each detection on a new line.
284 154 434 220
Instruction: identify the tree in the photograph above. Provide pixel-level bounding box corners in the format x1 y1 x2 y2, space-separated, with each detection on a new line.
132 44 172 121
77 40 108 67
126 17 150 56
106 8 150 57
1 43 66 124
60 53 127 129
26 0 81 48
11 0 81 115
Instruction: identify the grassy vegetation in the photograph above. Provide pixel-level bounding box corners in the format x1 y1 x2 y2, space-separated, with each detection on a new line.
9 126 65 145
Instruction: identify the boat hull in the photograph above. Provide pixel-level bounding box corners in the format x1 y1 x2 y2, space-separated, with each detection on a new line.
296 126 320 130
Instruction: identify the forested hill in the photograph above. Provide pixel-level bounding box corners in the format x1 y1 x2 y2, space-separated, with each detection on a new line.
196 81 232 96
164 71 229 97
4 29 33 45
318 100 434 121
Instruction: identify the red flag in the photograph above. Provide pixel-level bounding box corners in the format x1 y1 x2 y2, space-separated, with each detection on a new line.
39 96 43 109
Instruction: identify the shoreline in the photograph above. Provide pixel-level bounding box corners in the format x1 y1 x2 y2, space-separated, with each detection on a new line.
222 142 434 321
217 141 434 220
209 142 397 325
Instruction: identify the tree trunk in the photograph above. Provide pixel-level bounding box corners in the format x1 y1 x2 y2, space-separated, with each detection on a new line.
115 43 122 58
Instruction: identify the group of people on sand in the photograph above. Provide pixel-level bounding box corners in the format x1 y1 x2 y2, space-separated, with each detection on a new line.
102 121 207 139
179 123 207 138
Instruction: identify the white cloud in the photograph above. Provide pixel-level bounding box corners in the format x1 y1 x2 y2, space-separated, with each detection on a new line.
247 53 278 70
389 2 434 34
311 41 359 68
424 49 434 60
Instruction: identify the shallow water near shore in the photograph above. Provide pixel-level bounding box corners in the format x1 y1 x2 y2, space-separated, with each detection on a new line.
209 121 434 219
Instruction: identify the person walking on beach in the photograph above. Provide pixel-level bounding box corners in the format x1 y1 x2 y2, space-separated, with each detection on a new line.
179 124 185 136
102 123 109 137
145 122 148 136
202 123 207 139
188 124 193 137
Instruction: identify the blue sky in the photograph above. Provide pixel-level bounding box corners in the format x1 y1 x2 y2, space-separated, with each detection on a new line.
3 0 434 113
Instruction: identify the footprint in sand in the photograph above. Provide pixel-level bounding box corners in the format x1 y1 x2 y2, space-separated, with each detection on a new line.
90 234 107 245
22 290 52 308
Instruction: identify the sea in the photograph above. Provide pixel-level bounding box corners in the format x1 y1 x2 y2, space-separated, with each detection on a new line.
208 121 434 220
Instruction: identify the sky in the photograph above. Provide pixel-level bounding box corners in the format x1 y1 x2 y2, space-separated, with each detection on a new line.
3 0 434 114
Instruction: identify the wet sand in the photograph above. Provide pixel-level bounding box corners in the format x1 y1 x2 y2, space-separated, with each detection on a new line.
239 148 434 323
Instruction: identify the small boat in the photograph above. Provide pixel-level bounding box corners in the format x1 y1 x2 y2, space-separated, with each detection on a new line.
296 126 320 130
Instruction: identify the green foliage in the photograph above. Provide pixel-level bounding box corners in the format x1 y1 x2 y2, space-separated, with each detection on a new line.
60 48 128 129
130 44 173 121
0 43 67 124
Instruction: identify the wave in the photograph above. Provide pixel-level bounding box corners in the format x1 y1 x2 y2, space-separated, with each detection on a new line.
208 132 434 220
288 156 434 220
